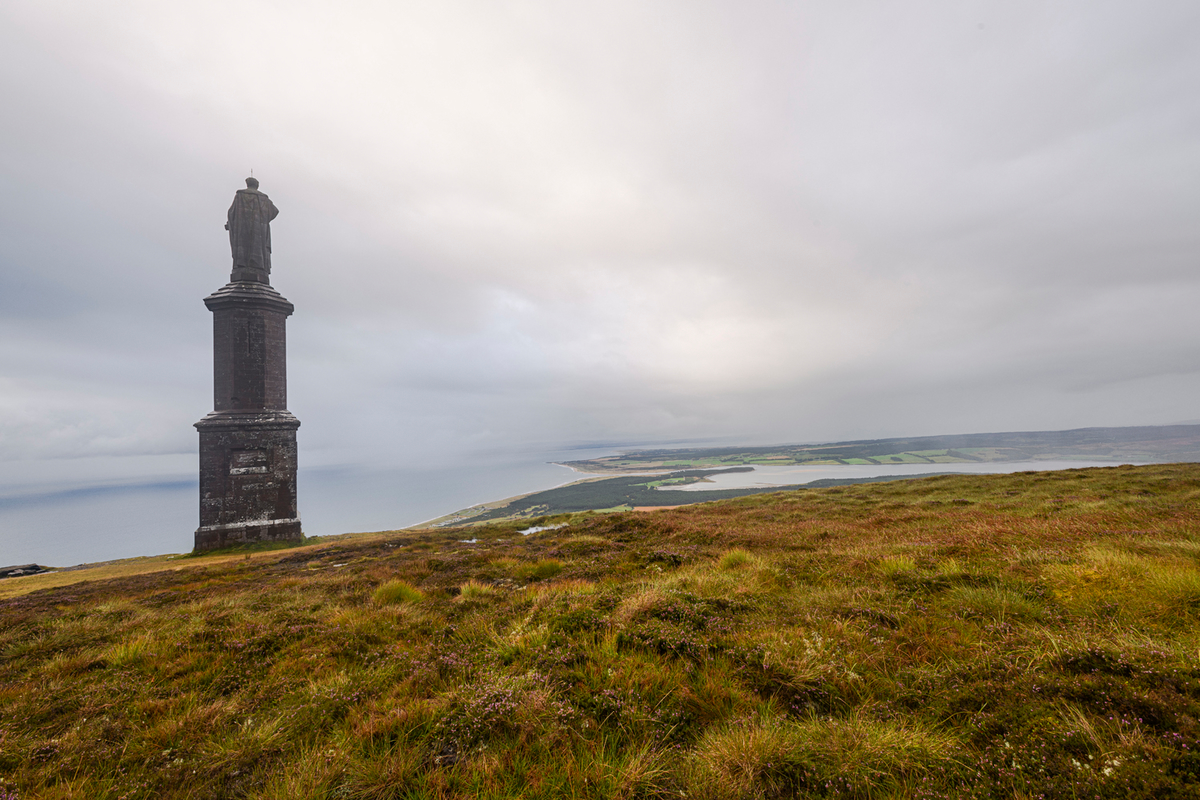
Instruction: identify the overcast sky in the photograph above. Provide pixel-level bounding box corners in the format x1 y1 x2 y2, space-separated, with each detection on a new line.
2 0 1199 485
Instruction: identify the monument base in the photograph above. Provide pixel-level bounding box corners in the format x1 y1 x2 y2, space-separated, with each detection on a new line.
194 517 303 551
194 410 301 552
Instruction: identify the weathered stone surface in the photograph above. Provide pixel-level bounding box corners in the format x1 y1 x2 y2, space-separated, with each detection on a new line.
225 177 278 283
196 180 301 552
195 410 301 550
203 282 293 411
0 564 49 579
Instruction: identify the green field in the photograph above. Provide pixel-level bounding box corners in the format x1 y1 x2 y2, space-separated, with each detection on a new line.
4 463 1200 798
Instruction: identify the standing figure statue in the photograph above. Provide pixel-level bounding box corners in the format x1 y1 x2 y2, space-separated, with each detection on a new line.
226 177 279 282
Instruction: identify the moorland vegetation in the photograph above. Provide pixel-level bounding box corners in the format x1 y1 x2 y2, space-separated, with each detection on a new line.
4 463 1200 798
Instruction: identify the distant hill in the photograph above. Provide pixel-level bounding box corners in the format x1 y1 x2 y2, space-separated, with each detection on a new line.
562 424 1200 473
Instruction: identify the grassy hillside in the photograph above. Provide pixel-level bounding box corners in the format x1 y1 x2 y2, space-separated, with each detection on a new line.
4 464 1200 798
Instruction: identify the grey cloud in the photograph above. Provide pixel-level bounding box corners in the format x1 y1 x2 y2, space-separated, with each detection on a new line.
1 0 1199 482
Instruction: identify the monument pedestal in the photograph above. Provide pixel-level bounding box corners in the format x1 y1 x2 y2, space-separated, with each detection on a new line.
195 277 301 552
195 410 301 550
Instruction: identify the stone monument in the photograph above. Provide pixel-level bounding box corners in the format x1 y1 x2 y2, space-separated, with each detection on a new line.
194 178 302 551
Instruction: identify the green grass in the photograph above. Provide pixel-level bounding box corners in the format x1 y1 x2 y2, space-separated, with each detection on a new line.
516 558 564 581
4 463 1200 798
717 547 756 570
372 579 425 604
457 580 498 602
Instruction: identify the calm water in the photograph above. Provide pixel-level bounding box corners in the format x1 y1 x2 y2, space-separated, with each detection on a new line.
667 460 1143 491
0 449 606 568
0 454 1142 568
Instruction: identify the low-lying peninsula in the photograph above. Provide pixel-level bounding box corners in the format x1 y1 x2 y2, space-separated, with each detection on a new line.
423 467 950 527
563 423 1200 473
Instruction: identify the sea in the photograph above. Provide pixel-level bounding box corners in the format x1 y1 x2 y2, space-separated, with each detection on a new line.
668 460 1136 490
0 452 1142 568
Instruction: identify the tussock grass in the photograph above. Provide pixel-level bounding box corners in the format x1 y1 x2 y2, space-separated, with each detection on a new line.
517 558 565 581
878 554 918 576
5 463 1200 798
104 634 155 668
936 557 966 577
951 585 1045 622
717 547 756 570
688 710 961 799
456 579 498 602
526 578 596 599
372 579 425 604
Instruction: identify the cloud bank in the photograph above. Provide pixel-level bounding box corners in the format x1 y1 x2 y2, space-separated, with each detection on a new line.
2 0 1199 484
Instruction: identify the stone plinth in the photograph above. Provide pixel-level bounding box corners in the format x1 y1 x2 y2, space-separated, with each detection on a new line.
195 280 301 551
195 410 301 550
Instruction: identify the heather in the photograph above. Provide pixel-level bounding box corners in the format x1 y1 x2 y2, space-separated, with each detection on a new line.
3 463 1200 798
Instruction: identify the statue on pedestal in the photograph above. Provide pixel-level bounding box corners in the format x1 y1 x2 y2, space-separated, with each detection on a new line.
196 177 301 552
225 177 279 282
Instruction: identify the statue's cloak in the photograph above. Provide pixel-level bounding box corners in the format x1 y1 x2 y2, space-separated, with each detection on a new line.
227 188 279 273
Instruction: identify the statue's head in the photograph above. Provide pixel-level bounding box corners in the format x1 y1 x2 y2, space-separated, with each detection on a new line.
245 177 260 190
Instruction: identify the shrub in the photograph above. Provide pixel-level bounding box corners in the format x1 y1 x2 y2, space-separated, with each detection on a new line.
372 579 425 605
